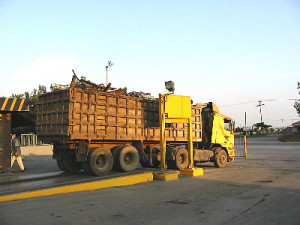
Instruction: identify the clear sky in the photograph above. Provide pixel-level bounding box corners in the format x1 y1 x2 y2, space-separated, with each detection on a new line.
0 0 299 128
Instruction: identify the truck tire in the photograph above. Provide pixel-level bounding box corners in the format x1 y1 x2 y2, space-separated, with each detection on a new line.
172 148 189 170
115 146 140 172
214 149 227 168
111 146 122 171
82 162 91 174
63 157 82 173
167 160 176 169
56 159 66 171
87 147 113 176
139 157 149 168
132 142 149 168
82 147 96 174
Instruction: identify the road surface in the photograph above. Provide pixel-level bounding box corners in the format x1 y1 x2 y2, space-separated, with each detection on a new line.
0 136 299 225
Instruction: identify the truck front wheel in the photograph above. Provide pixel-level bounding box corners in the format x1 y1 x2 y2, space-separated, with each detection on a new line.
87 147 113 176
214 149 228 168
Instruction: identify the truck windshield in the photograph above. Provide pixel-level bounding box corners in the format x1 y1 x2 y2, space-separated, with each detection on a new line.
224 119 233 131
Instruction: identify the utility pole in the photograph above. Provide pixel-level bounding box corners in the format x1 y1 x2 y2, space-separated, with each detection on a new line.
257 100 265 124
245 111 247 135
105 61 113 86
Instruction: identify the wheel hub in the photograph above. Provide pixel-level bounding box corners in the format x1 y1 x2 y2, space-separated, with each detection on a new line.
179 153 186 164
124 152 133 165
96 155 106 168
220 155 226 163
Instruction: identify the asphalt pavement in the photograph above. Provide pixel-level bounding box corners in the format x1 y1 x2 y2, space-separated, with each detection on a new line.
0 136 299 225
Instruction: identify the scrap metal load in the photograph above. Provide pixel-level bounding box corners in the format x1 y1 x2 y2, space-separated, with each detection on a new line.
36 74 235 176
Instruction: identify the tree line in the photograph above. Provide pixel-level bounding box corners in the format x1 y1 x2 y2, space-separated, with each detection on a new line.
11 85 46 134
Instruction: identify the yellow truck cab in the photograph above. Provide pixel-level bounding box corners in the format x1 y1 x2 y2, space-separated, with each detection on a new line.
165 101 235 170
199 102 235 168
212 114 235 159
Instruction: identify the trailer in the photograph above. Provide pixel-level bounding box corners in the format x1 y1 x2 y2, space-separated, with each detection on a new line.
36 76 235 176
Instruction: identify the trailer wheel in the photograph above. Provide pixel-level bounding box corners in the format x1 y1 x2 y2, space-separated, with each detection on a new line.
132 142 148 168
139 158 149 168
111 146 122 171
63 157 82 173
115 146 140 172
87 147 113 176
82 162 88 173
56 159 66 171
167 160 176 169
173 148 189 170
214 149 227 168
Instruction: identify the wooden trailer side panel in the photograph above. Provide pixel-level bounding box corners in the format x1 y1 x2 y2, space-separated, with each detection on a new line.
36 90 70 143
37 88 202 144
68 88 144 141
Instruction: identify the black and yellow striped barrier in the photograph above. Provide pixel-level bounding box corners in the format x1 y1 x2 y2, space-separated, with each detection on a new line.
0 98 29 112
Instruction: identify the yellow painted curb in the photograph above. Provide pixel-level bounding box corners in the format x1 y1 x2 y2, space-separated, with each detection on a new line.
0 172 153 203
179 168 203 177
154 172 178 181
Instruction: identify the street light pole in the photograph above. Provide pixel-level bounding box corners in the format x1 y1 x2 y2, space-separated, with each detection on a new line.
257 100 265 124
105 61 113 86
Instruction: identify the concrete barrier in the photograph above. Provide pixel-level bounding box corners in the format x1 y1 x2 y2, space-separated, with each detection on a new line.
0 172 154 202
21 145 53 157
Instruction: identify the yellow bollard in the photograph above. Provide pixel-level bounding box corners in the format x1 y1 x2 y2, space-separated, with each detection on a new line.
244 135 247 159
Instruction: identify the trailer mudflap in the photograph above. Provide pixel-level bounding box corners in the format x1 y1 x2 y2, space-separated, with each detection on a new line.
77 140 89 154
76 154 87 162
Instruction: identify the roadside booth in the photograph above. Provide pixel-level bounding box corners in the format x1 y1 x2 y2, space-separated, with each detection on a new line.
0 98 29 172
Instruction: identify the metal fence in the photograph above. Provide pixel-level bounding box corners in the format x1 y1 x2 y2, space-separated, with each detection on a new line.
234 135 247 158
21 134 41 146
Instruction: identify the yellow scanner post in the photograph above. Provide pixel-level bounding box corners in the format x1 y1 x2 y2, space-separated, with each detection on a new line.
159 94 193 172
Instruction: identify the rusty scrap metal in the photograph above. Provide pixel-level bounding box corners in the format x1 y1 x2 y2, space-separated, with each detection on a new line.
128 91 154 99
71 70 130 95
47 70 153 99
114 87 127 95
71 70 112 92
50 83 69 92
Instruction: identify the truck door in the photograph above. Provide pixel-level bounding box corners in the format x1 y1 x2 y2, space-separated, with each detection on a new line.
202 108 214 149
211 115 235 156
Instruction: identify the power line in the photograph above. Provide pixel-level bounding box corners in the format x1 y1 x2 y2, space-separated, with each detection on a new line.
264 118 299 122
219 101 257 107
219 98 300 108
261 98 300 102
